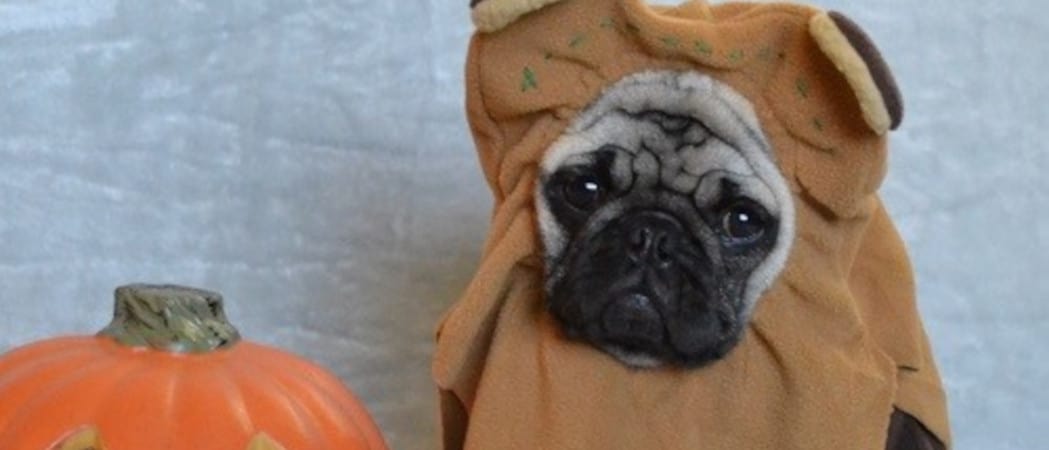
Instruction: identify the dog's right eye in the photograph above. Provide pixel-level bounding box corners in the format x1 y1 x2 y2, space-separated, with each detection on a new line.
721 200 769 244
562 173 606 211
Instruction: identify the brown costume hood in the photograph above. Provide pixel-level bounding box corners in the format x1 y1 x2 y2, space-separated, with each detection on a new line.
433 0 951 448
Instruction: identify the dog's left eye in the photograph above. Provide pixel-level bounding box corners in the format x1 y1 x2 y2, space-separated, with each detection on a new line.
722 201 768 244
562 173 606 211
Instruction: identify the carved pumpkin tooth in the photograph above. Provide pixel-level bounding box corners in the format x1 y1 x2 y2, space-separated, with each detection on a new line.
50 427 107 450
246 433 287 450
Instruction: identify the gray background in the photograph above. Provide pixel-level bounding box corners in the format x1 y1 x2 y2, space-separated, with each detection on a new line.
0 0 1044 448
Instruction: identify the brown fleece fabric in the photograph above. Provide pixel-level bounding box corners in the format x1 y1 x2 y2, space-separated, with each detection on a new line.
432 0 951 448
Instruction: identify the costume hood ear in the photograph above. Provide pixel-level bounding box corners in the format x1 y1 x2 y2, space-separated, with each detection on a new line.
810 11 904 134
471 0 569 32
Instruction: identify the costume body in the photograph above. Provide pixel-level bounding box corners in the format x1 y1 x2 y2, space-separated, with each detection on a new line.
432 1 951 448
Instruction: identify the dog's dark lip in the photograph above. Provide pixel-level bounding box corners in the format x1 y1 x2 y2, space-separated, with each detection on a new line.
670 319 744 368
602 344 665 369
607 271 646 294
673 337 740 368
599 292 665 336
551 297 744 368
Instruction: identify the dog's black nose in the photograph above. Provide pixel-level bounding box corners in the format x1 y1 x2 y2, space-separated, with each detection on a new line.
624 211 684 265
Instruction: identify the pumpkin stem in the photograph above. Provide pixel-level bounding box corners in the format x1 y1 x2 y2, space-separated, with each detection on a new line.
98 284 242 353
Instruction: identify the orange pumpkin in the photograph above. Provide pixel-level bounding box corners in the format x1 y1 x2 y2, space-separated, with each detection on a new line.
0 284 389 450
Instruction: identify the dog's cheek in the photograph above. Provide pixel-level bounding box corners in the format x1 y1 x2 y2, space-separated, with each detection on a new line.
535 187 568 263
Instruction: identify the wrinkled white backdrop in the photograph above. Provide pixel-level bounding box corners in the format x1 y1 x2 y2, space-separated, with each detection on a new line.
0 0 1045 448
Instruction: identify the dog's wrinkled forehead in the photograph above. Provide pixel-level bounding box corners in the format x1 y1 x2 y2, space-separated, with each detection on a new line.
540 71 787 214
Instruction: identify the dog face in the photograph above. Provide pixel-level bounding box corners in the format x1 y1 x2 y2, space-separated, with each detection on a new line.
536 71 795 368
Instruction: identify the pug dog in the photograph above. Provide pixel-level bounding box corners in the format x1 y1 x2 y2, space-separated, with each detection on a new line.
536 71 794 368
534 68 942 450
435 1 951 448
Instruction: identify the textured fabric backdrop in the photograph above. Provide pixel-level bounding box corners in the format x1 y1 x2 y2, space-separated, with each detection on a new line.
0 0 1044 449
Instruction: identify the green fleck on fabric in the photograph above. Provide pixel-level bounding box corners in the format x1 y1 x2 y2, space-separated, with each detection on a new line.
796 78 810 98
521 67 538 92
544 52 553 61
758 46 773 61
600 17 617 29
569 34 587 49
694 40 713 56
728 49 745 61
813 117 825 131
661 36 680 48
626 23 641 34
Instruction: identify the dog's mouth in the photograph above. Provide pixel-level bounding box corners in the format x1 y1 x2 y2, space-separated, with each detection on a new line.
592 291 670 369
600 292 667 349
552 284 747 369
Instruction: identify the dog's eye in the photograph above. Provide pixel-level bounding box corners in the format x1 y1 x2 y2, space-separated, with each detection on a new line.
562 173 605 211
722 202 768 243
